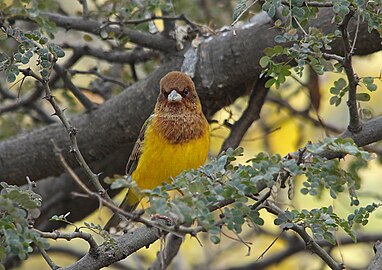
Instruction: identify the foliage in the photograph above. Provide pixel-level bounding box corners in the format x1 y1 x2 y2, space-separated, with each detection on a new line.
108 137 375 246
0 182 49 269
253 0 382 96
0 27 65 82
275 203 380 245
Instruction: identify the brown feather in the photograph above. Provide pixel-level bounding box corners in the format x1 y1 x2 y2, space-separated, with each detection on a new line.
154 71 208 144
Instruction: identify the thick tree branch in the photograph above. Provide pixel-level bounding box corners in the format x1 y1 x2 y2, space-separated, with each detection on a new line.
61 222 166 270
368 241 382 270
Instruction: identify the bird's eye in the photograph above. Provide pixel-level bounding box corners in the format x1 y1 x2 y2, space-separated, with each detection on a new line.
183 88 189 96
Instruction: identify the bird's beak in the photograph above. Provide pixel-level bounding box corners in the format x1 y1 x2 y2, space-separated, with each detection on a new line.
167 89 182 102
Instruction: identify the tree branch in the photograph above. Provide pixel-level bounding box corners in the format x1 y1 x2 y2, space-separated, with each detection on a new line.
53 64 97 111
60 45 159 64
33 12 177 52
368 241 382 270
0 84 43 114
35 229 98 251
339 8 361 133
148 234 183 270
220 78 269 152
264 202 343 270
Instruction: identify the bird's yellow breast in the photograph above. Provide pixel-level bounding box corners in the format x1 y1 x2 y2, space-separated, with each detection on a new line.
131 122 209 190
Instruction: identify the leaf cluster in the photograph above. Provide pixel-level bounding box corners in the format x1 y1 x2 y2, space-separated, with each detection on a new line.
106 138 375 246
0 182 49 269
274 203 380 245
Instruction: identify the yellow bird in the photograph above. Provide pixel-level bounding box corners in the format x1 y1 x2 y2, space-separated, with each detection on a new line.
105 71 210 230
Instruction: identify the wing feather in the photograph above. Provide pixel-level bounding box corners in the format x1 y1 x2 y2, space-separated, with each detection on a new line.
125 114 154 175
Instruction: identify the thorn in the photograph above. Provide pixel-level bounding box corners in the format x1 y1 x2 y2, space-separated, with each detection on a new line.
51 112 58 117
69 127 78 136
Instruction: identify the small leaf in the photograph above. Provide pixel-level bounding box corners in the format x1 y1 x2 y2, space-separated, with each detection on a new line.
356 93 370 102
265 78 276 88
329 96 338 105
259 56 270 68
363 77 374 84
210 235 220 244
274 35 286 43
366 83 377 92
0 30 8 40
267 4 276 18
83 34 93 42
232 0 247 21
292 7 305 17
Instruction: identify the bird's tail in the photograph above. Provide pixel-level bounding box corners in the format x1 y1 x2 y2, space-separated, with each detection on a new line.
104 190 140 231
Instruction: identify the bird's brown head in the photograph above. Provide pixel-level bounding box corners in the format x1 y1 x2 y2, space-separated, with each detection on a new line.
155 71 202 115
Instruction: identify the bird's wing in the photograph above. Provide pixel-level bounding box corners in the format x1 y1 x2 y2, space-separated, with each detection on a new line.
125 114 154 175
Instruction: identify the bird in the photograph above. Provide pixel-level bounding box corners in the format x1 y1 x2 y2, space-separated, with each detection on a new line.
105 71 210 231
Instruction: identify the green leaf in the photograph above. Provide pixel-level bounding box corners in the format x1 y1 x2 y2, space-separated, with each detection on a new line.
335 78 347 89
292 7 305 17
267 4 276 18
363 77 374 84
259 56 270 68
356 93 370 102
0 30 8 40
83 34 93 42
366 83 377 92
265 78 276 88
275 35 286 43
329 96 339 105
48 44 65 58
210 235 220 244
6 72 16 83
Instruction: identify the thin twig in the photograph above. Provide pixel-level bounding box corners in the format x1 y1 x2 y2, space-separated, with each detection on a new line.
79 0 89 17
68 68 127 88
19 68 113 204
54 64 97 111
36 245 60 270
35 228 98 251
322 53 345 63
264 202 343 270
339 8 361 133
60 44 159 64
0 84 42 114
293 16 308 36
349 13 360 57
255 230 284 262
231 0 258 27
281 0 333 7
250 189 272 210
221 78 269 152
148 234 183 270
